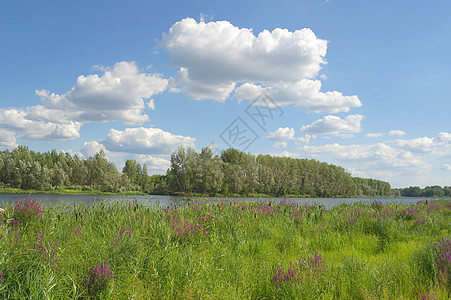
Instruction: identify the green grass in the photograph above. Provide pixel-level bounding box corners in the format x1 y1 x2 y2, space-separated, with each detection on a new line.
0 199 449 299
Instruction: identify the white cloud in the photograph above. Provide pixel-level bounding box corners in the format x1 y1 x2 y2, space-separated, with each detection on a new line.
392 137 435 153
161 17 360 114
235 80 361 114
295 134 315 144
35 61 168 125
301 114 363 136
301 142 431 180
169 67 235 101
103 127 196 155
441 163 451 171
273 141 288 148
366 133 384 138
347 168 367 178
161 18 327 89
161 18 361 113
135 154 171 171
388 130 405 137
0 129 17 148
270 151 300 158
390 132 451 153
0 108 81 140
80 141 107 158
0 62 169 143
147 99 156 110
267 127 295 140
207 143 218 151
437 132 451 143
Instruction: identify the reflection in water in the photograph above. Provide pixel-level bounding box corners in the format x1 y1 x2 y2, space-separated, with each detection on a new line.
0 193 432 209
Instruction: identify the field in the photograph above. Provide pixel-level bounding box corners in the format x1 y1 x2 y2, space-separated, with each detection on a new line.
0 198 449 299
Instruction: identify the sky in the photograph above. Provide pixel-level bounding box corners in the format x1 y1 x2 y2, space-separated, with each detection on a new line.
0 0 450 188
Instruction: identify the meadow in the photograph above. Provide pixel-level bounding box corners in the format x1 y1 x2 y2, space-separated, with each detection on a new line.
0 198 449 299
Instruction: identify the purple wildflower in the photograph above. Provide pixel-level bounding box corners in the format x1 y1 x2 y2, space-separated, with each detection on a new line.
272 252 326 290
13 198 42 223
112 227 133 247
86 262 114 296
435 238 451 273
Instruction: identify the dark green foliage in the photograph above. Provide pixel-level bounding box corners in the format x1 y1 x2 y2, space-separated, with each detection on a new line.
0 146 167 194
353 177 392 196
400 185 451 197
167 147 391 197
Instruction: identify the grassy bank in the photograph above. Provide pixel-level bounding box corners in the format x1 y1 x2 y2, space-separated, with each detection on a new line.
0 199 449 298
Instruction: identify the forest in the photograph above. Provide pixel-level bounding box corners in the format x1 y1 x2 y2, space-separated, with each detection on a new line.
0 146 165 194
0 146 448 198
399 185 451 197
166 147 395 197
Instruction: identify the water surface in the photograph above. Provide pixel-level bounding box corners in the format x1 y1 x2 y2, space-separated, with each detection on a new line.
0 193 435 209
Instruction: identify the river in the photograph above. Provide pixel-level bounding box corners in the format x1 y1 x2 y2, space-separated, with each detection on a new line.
0 193 438 209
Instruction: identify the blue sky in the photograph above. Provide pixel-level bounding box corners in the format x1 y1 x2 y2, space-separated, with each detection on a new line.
1 0 450 188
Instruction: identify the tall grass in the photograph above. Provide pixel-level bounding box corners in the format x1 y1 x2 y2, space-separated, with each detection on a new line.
0 199 449 299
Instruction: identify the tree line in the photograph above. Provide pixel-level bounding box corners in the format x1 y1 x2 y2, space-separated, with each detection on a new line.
0 146 165 193
167 147 396 197
398 185 451 197
3 146 446 198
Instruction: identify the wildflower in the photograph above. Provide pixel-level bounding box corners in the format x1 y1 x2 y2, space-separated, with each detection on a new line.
272 252 326 290
112 227 132 247
73 227 83 236
86 262 114 296
435 238 451 272
371 200 384 210
13 198 42 223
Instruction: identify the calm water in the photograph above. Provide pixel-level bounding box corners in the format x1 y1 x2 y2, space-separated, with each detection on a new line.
0 193 437 209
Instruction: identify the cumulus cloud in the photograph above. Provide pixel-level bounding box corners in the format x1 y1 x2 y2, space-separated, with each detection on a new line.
301 142 431 176
0 129 17 148
347 168 367 178
388 130 406 137
0 108 81 140
235 80 361 114
266 127 295 140
366 133 384 138
437 132 451 143
103 127 196 155
207 143 218 151
273 141 288 148
35 61 168 125
169 67 236 102
161 18 360 113
80 141 107 158
390 132 451 153
0 62 169 144
270 151 300 158
161 18 327 86
147 99 156 110
301 114 363 136
441 163 451 171
134 154 171 171
295 134 315 144
392 137 436 153
365 130 405 139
